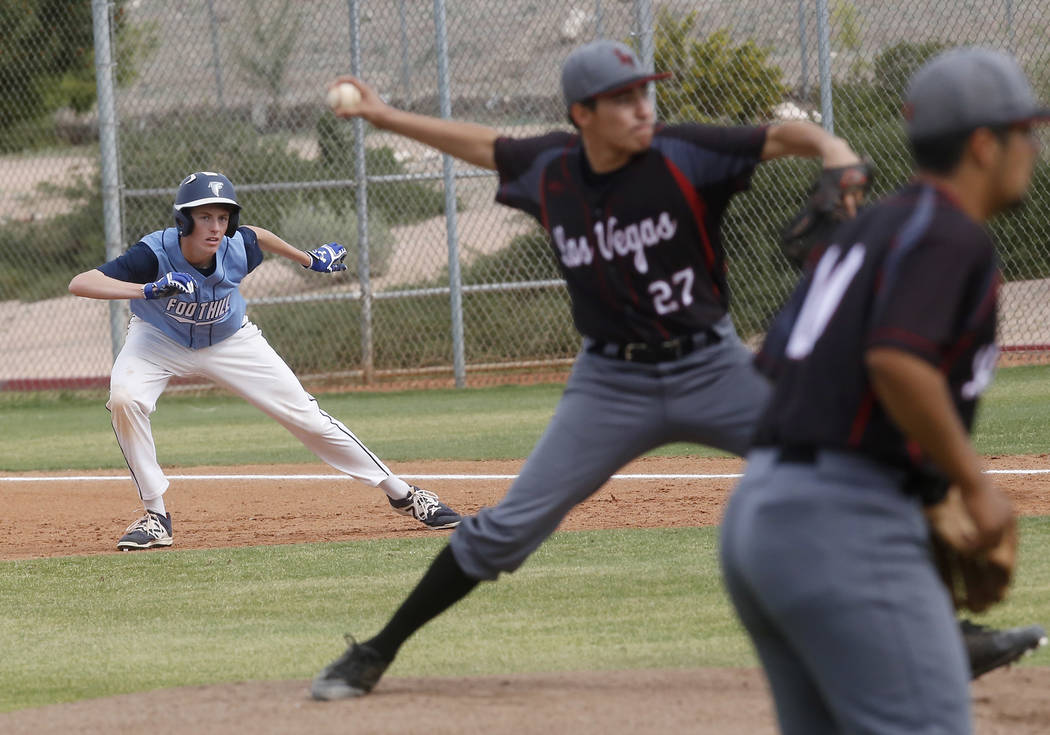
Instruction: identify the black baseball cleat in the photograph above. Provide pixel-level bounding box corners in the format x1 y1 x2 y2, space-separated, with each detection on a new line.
117 510 173 550
389 486 461 530
311 636 390 701
960 619 1048 679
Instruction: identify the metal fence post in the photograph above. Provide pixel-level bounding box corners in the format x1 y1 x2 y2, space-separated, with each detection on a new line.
348 0 374 384
1006 0 1015 52
433 0 466 388
797 0 810 101
816 0 835 134
399 0 412 98
633 0 655 109
91 0 127 361
205 0 226 108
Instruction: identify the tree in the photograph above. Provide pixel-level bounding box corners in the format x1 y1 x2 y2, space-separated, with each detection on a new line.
233 0 301 126
0 0 136 150
644 10 787 124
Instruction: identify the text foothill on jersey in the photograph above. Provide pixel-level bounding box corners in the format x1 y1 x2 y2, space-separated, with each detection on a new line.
552 212 678 274
165 294 232 325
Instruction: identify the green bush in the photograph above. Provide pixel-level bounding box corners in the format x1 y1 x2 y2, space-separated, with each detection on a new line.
831 40 950 131
647 11 786 124
833 118 913 199
277 195 394 279
0 0 145 153
316 112 454 224
872 40 949 102
248 223 577 374
0 112 461 300
453 227 561 286
992 163 1050 282
249 287 577 374
723 157 812 337
232 0 300 118
118 117 320 237
0 172 103 301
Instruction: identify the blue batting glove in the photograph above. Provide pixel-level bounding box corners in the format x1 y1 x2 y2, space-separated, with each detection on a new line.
305 243 348 273
144 272 196 299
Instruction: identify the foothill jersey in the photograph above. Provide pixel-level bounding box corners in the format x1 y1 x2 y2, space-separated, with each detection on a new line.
494 124 766 344
753 181 1000 491
98 226 264 349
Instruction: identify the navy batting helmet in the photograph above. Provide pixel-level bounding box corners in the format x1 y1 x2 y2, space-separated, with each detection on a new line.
173 171 241 237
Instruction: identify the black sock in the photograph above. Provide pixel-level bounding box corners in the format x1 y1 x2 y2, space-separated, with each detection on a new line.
366 544 479 661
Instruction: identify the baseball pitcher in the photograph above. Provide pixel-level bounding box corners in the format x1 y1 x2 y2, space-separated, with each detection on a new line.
309 39 866 699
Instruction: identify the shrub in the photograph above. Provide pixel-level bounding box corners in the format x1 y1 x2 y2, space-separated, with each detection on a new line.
118 116 319 237
316 112 454 224
248 222 577 374
0 0 145 153
646 11 786 124
277 195 395 280
830 40 951 131
872 40 949 102
992 163 1050 282
232 0 301 124
0 172 103 301
458 227 561 285
248 284 578 374
723 158 812 337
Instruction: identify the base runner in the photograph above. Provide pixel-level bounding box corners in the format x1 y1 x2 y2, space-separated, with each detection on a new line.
69 172 461 549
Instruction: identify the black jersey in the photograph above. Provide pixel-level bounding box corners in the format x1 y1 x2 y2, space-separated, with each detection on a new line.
754 181 1000 480
494 124 766 344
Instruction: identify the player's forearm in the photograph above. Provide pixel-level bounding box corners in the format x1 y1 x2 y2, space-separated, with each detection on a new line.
762 121 859 167
68 269 148 299
246 226 312 267
368 107 499 170
865 347 984 491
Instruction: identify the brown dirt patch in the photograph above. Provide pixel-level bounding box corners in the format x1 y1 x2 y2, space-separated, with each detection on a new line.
3 668 1047 735
2 454 1049 733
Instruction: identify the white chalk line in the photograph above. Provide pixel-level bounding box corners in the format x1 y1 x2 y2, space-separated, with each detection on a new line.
1 469 1047 483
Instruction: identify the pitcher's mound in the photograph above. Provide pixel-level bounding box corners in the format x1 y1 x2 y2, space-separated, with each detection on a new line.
4 666 1049 735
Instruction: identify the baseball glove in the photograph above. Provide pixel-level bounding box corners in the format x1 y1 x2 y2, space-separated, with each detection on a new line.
925 486 1017 613
779 159 874 268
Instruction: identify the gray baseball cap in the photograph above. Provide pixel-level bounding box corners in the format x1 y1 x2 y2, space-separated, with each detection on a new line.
904 47 1050 140
561 40 671 109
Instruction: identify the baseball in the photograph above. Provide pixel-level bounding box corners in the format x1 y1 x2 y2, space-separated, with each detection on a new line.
327 82 362 113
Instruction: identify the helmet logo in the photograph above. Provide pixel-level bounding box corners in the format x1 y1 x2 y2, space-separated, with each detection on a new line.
209 181 224 197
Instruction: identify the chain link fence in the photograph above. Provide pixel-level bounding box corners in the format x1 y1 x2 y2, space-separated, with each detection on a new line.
1 0 1048 392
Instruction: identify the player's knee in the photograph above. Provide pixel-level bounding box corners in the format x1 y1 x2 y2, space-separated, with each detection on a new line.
282 403 333 434
450 515 540 580
106 388 151 418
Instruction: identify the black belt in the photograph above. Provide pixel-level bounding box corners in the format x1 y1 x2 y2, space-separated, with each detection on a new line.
586 329 720 364
775 445 819 464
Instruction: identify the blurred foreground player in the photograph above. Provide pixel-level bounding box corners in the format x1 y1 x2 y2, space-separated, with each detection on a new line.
721 47 1049 734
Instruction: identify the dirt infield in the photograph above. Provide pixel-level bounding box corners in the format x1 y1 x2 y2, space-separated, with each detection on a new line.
2 454 1049 733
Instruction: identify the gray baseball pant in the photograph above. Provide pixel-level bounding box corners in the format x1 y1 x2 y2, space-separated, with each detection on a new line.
450 316 771 580
720 447 972 735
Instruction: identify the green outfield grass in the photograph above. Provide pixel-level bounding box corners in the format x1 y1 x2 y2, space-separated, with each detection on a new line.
1 365 1048 713
0 364 1048 471
1 521 1048 714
